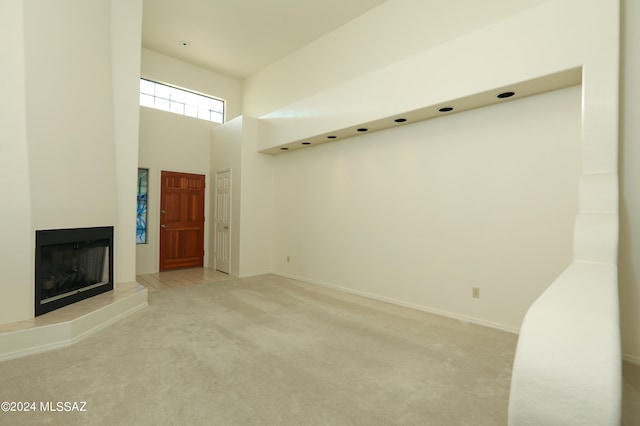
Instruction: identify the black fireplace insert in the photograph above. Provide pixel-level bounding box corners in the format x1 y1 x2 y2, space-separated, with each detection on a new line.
35 226 114 316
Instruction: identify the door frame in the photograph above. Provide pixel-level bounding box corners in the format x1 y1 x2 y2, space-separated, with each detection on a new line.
214 168 232 273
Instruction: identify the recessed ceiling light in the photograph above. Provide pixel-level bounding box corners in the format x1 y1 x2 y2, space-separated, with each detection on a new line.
394 118 407 123
357 128 368 132
438 107 454 112
179 41 190 47
497 91 515 98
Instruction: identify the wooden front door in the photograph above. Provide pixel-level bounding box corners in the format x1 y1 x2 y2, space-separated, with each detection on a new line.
159 171 206 271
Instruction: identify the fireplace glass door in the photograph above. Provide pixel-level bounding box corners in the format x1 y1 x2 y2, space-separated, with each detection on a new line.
35 227 114 316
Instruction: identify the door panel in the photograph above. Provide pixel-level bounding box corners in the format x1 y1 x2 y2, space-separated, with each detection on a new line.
159 171 205 271
215 170 231 273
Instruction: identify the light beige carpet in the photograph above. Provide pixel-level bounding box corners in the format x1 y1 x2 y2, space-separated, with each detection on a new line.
0 274 519 425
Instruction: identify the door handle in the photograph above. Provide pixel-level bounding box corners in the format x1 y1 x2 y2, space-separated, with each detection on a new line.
161 210 166 214
161 224 167 229
223 226 229 230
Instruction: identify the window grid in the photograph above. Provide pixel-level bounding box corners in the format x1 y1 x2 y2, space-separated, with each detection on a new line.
140 78 225 124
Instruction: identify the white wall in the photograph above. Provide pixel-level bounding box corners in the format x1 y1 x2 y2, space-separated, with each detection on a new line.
209 117 273 278
210 118 243 276
236 0 621 422
137 107 213 274
620 0 640 364
24 0 117 231
242 0 604 330
238 117 274 277
272 86 580 330
243 0 546 117
0 0 33 324
112 0 143 284
141 48 243 121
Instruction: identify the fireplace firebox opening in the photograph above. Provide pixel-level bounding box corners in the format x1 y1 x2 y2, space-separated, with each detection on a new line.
35 226 114 316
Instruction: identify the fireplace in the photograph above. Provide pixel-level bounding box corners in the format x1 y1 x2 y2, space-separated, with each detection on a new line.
35 227 114 316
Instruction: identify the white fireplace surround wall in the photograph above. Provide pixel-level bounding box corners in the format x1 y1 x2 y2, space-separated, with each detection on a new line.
0 0 146 347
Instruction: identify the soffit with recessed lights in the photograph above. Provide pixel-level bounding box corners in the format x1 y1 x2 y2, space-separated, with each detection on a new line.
260 68 582 155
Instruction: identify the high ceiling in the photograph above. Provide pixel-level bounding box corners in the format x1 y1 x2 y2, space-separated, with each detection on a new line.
141 0 389 80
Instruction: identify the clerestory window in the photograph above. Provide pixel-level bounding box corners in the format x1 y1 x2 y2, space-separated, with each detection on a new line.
139 78 225 124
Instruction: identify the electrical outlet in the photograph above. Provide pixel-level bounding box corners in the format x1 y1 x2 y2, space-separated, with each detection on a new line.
472 287 480 299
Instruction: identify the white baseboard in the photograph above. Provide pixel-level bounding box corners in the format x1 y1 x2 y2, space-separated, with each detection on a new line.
623 353 640 365
238 271 273 279
273 272 520 335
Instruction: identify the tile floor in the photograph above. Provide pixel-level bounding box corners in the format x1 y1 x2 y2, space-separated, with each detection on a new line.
136 267 233 292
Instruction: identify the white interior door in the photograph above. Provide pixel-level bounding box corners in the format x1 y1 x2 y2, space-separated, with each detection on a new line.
215 170 231 273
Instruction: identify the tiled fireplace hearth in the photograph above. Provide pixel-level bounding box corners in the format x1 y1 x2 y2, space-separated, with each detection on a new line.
0 282 148 362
